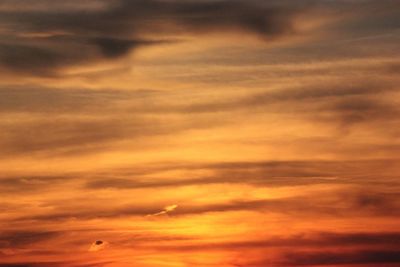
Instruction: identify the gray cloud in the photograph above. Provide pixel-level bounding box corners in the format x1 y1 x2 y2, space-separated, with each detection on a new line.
178 82 400 125
155 231 400 252
91 38 162 58
0 76 398 158
278 249 400 266
0 264 51 267
15 187 400 222
0 230 61 248
0 0 307 75
0 262 114 267
3 158 397 194
0 117 135 156
84 159 400 189
0 87 151 114
0 175 74 193
0 109 224 157
0 0 397 75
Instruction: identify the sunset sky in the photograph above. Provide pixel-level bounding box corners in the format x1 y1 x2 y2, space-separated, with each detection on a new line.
0 0 400 266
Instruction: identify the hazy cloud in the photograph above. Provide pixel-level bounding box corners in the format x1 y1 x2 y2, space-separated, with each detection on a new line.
0 0 308 75
279 249 400 266
157 231 400 251
85 160 400 189
0 230 61 248
1 1 399 266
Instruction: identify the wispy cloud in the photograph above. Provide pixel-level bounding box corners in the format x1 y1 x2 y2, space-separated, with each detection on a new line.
1 1 399 266
148 204 179 217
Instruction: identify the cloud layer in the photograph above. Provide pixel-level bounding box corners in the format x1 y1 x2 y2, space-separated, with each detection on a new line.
1 1 399 267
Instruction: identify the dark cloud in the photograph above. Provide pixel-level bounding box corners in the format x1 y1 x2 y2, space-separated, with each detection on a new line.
156 231 400 252
2 160 398 224
178 82 400 123
85 159 400 189
92 38 149 58
385 62 400 74
0 35 154 75
279 249 400 266
3 82 395 114
0 85 242 158
84 169 331 190
0 264 51 267
0 42 74 75
347 191 400 217
0 0 306 75
2 81 399 124
170 192 399 217
0 0 397 76
0 110 223 157
16 187 400 222
90 37 173 59
0 118 134 156
0 87 141 114
8 0 299 37
0 80 398 159
161 81 400 134
3 159 399 203
0 262 113 267
330 96 400 126
0 175 75 193
0 230 61 248
0 86 181 119
25 205 156 221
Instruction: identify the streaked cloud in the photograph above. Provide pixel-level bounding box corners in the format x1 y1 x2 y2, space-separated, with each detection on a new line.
148 204 178 216
1 1 399 267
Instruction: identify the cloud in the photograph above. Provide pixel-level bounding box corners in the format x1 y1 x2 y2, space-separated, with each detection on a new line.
0 87 158 114
88 240 108 252
0 0 307 75
13 186 399 223
0 110 223 158
1 2 398 267
92 38 155 58
279 249 400 266
148 204 178 216
0 230 61 248
0 86 236 158
175 81 400 126
0 175 73 193
1 75 398 158
0 0 398 76
155 231 400 252
0 262 114 267
0 264 54 267
85 159 400 189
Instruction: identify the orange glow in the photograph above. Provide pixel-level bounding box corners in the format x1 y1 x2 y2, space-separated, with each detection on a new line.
0 1 399 266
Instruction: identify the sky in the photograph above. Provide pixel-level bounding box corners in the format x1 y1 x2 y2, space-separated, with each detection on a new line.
0 0 399 266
